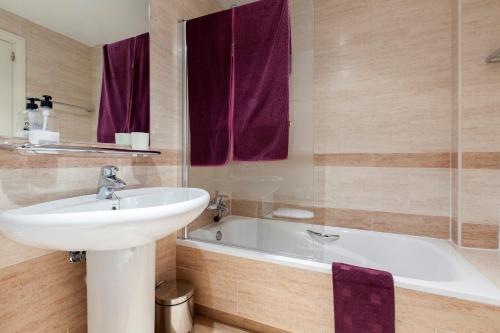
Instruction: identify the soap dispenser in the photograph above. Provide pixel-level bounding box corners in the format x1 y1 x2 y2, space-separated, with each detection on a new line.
15 97 40 138
29 95 60 144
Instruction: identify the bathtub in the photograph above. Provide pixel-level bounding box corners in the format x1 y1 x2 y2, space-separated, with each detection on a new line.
178 215 500 306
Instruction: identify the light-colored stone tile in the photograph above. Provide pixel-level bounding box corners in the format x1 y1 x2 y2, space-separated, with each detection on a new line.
373 211 449 239
0 235 53 270
178 245 500 333
314 0 452 154
461 0 500 153
178 267 238 314
238 280 332 333
461 223 499 250
462 169 500 225
0 252 87 333
319 166 450 219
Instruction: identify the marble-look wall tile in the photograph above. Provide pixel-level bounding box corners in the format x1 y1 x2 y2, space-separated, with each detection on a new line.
461 169 500 225
227 198 448 239
156 234 177 282
373 211 449 239
314 153 450 168
0 252 87 333
314 0 452 154
463 152 500 169
461 0 500 153
461 223 499 249
312 0 453 243
0 235 52 270
178 245 500 333
317 166 450 217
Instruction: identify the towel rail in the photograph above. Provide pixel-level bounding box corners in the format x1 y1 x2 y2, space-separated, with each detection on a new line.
53 100 92 112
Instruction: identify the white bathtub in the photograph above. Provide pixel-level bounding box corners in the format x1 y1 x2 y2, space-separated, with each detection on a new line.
178 215 500 306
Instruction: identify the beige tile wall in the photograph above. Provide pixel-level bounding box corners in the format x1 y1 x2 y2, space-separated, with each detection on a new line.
314 0 453 155
0 252 87 333
178 245 500 333
299 0 498 249
313 0 454 241
0 0 222 331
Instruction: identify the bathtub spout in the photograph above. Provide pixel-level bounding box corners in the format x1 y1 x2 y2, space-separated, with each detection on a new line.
207 195 228 222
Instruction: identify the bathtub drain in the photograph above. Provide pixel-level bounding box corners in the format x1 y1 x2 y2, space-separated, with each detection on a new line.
216 230 222 241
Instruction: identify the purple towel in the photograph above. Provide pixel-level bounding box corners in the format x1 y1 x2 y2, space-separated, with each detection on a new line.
129 33 150 134
97 33 150 143
332 263 395 333
187 10 233 166
233 0 291 161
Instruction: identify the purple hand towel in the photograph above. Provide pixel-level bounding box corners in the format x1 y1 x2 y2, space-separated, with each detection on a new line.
233 0 291 161
97 33 150 143
187 10 233 166
129 33 150 134
332 263 395 333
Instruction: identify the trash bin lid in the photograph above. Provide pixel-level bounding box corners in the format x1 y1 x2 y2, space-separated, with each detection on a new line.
155 280 194 306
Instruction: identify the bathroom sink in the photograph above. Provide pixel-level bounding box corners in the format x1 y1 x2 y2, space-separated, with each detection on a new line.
0 186 209 333
0 187 210 251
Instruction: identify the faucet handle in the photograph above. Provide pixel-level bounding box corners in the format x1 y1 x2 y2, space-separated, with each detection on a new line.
101 165 119 177
212 194 228 205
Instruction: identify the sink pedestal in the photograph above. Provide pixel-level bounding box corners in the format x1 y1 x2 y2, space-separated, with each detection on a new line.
86 242 156 333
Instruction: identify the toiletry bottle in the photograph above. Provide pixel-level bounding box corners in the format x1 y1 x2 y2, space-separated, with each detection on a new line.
29 95 60 144
15 97 39 138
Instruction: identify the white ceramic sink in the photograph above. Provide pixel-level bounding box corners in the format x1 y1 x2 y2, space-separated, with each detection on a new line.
0 187 210 251
0 186 209 333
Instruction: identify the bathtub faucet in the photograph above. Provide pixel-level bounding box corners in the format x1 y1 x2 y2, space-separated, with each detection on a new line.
207 195 228 222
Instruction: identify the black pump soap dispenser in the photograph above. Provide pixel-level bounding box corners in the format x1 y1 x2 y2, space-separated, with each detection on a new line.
15 97 40 138
40 95 53 110
28 95 60 144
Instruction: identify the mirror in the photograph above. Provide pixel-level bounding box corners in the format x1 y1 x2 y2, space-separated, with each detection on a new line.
0 0 150 145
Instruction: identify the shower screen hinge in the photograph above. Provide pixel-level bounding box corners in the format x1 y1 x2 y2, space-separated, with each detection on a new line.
10 51 15 62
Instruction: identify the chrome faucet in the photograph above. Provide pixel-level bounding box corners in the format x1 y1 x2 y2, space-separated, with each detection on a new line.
207 195 228 222
96 166 126 200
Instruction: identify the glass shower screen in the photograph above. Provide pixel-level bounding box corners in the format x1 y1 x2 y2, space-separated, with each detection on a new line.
182 0 317 259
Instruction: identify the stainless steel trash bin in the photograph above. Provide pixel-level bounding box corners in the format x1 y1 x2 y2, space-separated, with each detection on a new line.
155 280 194 333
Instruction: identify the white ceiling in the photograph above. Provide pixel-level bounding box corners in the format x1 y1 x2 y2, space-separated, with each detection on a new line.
217 0 258 9
0 0 149 47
